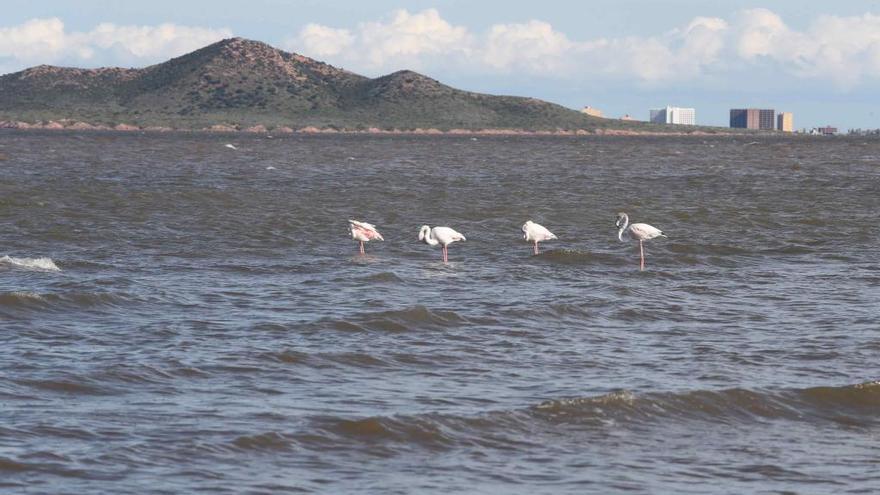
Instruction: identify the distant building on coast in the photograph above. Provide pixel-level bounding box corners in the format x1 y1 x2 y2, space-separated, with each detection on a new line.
730 108 775 130
812 126 838 135
649 106 696 125
619 114 638 121
777 112 793 132
581 106 604 118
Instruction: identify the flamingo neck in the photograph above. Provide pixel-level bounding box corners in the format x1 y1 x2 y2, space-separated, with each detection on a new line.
423 229 439 246
618 215 629 241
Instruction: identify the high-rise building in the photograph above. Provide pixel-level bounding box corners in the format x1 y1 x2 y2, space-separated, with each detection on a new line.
649 106 696 125
777 112 793 132
730 109 775 130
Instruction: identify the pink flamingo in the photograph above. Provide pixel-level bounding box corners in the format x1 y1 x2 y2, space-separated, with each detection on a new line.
419 225 466 263
349 220 384 254
616 212 667 270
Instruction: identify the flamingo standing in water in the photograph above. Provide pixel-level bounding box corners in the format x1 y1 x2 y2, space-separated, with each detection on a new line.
349 220 384 254
522 220 557 255
616 212 666 270
419 225 466 263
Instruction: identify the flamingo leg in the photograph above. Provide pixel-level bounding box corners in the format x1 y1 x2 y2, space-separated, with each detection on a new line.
359 241 365 254
442 245 448 263
639 240 645 271
534 241 539 255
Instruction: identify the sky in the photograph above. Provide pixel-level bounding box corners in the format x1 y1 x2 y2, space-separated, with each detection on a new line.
3 0 880 128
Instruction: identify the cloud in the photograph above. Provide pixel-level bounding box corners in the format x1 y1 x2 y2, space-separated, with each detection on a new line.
574 16 729 83
0 18 67 61
285 8 880 89
0 17 231 73
287 23 353 57
286 9 731 81
288 9 470 71
734 9 880 87
4 9 880 90
482 20 574 73
357 8 470 67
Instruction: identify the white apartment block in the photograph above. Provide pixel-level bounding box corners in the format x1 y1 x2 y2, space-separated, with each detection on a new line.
649 106 696 125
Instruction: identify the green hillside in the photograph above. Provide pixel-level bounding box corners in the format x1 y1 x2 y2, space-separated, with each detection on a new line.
0 37 715 133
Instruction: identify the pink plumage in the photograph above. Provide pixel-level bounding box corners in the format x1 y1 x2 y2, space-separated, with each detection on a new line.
349 219 384 254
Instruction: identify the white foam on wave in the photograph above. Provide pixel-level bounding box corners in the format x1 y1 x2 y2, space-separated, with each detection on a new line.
8 290 46 301
0 255 61 272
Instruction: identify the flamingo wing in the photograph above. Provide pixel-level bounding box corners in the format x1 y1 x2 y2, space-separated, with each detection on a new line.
630 222 665 240
530 222 557 242
433 226 466 245
349 220 384 241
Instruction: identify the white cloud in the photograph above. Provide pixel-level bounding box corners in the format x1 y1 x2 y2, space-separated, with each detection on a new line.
734 9 880 87
5 9 880 90
0 17 231 73
286 23 353 57
284 8 880 89
574 17 729 83
288 9 472 71
483 20 574 73
357 9 470 68
0 18 67 61
85 23 233 61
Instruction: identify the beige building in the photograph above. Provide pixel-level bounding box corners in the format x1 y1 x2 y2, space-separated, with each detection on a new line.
777 112 793 132
581 106 604 118
619 114 638 121
730 109 775 130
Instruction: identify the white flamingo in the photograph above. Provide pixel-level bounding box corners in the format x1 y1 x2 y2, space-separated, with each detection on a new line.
522 220 557 255
616 212 667 271
349 219 384 254
419 226 466 263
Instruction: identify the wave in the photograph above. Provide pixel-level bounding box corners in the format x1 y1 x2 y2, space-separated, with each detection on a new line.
0 291 131 312
537 382 880 427
299 382 880 448
532 249 622 265
260 349 391 369
232 432 294 451
534 387 839 426
15 378 112 396
362 271 405 283
0 255 60 272
0 457 30 473
315 305 475 333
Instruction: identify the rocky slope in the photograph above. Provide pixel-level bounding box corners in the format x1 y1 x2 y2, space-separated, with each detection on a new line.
0 37 694 133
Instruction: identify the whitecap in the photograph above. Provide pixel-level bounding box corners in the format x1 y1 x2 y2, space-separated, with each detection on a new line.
0 255 61 272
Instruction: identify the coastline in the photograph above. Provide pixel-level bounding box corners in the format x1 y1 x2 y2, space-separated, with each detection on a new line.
0 119 766 137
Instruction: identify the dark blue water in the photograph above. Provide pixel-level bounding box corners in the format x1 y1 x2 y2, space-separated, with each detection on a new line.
1 131 878 493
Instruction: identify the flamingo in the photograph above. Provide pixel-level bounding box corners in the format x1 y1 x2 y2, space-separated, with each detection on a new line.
419 226 466 263
522 220 557 255
349 219 384 254
616 212 667 271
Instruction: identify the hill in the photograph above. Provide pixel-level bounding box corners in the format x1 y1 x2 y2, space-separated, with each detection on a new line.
0 37 715 133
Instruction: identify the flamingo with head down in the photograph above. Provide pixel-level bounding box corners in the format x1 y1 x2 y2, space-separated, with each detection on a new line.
616 212 667 271
522 220 557 255
419 225 466 263
349 220 384 254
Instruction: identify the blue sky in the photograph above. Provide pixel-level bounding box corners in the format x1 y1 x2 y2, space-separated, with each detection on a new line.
3 0 880 128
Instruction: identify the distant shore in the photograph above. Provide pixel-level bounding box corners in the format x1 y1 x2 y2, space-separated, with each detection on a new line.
0 120 768 137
